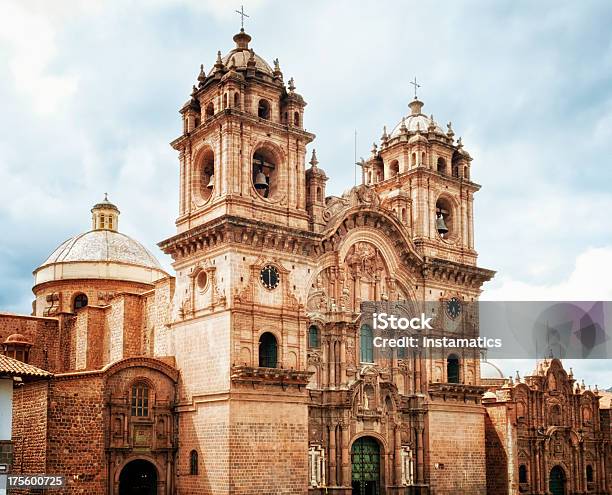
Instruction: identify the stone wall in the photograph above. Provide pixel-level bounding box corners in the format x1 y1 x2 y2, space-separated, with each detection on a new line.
425 402 486 495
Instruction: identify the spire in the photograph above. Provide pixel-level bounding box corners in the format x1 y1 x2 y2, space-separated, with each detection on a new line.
309 149 319 168
214 50 225 72
91 194 120 232
400 117 408 134
381 126 388 143
198 63 206 86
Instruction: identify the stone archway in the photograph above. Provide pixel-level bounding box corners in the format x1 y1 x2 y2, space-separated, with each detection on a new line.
549 465 566 495
119 459 158 495
351 436 381 495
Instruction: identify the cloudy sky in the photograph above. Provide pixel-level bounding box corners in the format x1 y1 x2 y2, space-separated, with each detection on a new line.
1 1 611 384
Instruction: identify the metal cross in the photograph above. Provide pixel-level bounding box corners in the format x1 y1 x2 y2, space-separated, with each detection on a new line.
235 5 249 29
410 77 421 99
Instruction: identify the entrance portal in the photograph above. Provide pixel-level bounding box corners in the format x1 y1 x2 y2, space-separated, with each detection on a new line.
351 436 380 495
549 465 566 495
119 459 157 495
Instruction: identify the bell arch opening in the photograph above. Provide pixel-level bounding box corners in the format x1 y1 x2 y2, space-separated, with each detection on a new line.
435 197 455 240
197 147 215 202
252 146 279 199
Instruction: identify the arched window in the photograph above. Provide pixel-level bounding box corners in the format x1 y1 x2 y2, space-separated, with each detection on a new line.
464 166 469 179
401 207 407 223
294 112 300 126
447 354 460 383
586 464 594 483
452 162 459 178
360 324 373 363
131 382 150 417
190 450 199 475
233 93 240 109
519 464 528 484
223 93 228 109
199 147 215 200
205 102 214 119
316 186 322 203
258 99 270 119
73 293 88 311
308 325 320 348
411 153 416 167
437 157 446 174
259 332 277 368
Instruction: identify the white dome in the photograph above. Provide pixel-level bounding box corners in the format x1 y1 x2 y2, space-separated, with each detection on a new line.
40 230 163 270
481 360 505 379
221 49 273 76
34 230 167 287
389 99 445 138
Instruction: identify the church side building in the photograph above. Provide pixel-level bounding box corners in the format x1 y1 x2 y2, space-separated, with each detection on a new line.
0 26 610 495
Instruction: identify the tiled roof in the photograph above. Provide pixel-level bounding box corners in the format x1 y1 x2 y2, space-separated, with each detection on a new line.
0 354 51 379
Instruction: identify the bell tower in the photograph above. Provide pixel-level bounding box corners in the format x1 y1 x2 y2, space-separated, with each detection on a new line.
173 28 315 234
362 96 477 266
160 27 318 495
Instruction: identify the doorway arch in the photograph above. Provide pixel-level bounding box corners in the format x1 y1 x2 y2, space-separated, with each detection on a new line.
351 436 381 495
119 459 158 495
549 465 566 495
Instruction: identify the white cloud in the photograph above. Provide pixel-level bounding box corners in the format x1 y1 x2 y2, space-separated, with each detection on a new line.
483 246 612 301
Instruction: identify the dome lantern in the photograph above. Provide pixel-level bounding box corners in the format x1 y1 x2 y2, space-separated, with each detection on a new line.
91 193 120 232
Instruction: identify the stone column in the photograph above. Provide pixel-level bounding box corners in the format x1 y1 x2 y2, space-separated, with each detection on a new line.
394 425 402 486
328 424 337 487
416 424 424 483
341 422 350 487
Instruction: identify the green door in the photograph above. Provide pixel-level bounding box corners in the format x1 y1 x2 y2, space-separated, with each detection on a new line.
549 466 565 495
351 437 380 495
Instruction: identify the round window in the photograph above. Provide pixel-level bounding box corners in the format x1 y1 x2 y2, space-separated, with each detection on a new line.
260 265 280 290
196 271 208 290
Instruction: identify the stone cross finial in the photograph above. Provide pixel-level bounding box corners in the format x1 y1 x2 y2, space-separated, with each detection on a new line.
235 5 249 29
410 77 420 99
288 77 296 92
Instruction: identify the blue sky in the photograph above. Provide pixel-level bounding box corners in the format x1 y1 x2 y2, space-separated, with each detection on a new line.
1 1 611 384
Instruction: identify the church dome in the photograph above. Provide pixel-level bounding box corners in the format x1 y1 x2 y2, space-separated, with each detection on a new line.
390 99 444 138
212 30 274 77
33 197 167 288
39 230 163 270
480 359 505 379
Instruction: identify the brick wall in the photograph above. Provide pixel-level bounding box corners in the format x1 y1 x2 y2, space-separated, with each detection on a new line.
229 389 309 495
425 403 486 495
483 403 514 495
11 380 48 477
46 375 106 494
0 313 59 371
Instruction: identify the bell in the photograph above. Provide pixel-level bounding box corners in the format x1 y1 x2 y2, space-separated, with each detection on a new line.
206 174 214 189
254 171 268 190
436 214 449 235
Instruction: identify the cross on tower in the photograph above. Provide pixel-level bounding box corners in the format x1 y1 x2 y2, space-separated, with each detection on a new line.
235 5 249 29
410 77 421 99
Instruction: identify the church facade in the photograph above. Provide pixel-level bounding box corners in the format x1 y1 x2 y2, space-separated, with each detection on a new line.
1 28 611 495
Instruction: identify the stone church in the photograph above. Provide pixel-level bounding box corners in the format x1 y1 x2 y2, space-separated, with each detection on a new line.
1 27 611 495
